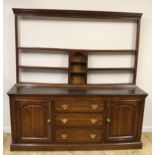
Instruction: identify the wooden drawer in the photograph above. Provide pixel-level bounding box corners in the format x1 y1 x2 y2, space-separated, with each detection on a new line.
55 113 103 127
55 100 104 112
55 128 102 143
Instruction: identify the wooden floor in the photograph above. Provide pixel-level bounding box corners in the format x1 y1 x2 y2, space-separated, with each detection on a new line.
3 133 152 155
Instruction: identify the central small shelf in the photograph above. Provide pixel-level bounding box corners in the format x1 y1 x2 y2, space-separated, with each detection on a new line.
69 51 88 85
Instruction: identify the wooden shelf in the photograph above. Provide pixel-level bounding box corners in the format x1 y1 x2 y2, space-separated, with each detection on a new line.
88 68 135 72
70 61 87 65
16 82 135 88
13 8 142 20
18 47 136 53
70 60 87 63
18 66 68 71
70 72 87 74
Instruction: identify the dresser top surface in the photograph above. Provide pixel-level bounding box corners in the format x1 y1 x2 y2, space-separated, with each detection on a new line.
8 84 147 96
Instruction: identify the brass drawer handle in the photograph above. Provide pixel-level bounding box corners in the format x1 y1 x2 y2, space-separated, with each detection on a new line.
90 134 96 139
107 118 111 123
47 119 51 123
61 104 69 110
61 118 68 124
90 118 98 124
91 104 98 110
60 134 68 140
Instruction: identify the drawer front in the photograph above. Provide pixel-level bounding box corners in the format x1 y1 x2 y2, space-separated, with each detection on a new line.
56 113 103 127
55 128 102 143
55 100 104 112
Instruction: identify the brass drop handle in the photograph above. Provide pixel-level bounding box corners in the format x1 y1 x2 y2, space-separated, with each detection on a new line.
107 118 111 123
90 134 96 139
90 118 98 124
61 104 69 110
60 134 68 140
91 104 98 110
47 119 51 123
61 118 68 124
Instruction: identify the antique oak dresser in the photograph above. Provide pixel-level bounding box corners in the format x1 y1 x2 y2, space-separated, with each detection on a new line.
8 8 148 151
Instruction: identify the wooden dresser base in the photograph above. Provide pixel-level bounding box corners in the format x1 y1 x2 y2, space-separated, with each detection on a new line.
8 85 147 151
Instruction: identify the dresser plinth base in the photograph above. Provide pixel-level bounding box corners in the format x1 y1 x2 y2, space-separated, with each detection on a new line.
10 142 142 151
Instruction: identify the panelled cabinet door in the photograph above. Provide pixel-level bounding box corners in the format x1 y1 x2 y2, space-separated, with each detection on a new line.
105 99 140 142
14 98 51 143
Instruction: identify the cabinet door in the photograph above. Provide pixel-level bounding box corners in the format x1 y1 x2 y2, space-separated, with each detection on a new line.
14 98 51 143
105 99 140 142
